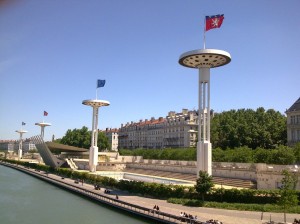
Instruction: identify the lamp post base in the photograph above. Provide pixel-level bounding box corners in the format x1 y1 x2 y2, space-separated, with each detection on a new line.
89 146 98 172
196 141 212 177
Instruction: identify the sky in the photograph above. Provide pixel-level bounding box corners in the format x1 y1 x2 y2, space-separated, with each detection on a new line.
1 0 299 141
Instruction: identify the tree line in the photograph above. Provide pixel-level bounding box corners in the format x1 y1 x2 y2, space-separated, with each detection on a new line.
119 143 300 165
211 107 286 149
56 126 110 150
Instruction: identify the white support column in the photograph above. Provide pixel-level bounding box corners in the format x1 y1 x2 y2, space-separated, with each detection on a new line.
197 67 212 176
16 130 27 160
18 132 23 160
89 106 99 172
41 126 45 139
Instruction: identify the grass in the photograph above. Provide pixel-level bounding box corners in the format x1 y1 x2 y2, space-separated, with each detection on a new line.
167 198 300 214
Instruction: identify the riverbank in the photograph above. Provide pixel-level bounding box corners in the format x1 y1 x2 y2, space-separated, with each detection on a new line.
0 161 297 224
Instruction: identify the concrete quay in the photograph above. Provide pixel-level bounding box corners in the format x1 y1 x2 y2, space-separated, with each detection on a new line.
1 161 298 224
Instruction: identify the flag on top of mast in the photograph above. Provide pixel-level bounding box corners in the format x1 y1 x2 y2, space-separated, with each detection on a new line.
97 79 106 88
205 14 224 31
203 14 224 49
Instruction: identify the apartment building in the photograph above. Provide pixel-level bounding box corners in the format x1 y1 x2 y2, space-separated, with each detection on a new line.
286 97 300 146
0 139 36 153
118 109 198 149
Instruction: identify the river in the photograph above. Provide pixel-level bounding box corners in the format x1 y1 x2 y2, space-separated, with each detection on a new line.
0 165 153 224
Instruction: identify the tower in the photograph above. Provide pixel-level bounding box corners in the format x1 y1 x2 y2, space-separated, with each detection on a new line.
82 99 110 172
35 122 51 140
179 49 231 176
15 129 27 160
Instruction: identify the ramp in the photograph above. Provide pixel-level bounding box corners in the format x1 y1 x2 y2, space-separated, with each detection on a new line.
31 135 65 168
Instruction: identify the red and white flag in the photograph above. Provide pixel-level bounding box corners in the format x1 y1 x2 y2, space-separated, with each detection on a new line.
205 14 224 31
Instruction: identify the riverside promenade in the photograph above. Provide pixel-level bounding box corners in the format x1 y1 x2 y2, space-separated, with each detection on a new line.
0 161 297 224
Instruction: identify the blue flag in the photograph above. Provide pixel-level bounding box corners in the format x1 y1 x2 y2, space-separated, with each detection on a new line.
97 79 106 88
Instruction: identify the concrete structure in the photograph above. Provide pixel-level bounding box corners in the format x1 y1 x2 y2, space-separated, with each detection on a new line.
15 129 28 160
35 122 51 139
118 109 198 149
179 49 231 176
31 135 65 168
286 97 300 146
82 99 110 172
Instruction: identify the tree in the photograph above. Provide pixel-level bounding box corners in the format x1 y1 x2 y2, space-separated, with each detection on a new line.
59 126 109 150
278 169 299 223
194 170 214 201
211 108 287 149
293 142 300 164
268 146 295 165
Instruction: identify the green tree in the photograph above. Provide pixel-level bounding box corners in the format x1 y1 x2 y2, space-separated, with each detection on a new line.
195 170 214 201
268 146 295 165
278 169 299 223
293 142 300 164
211 108 287 149
253 147 271 163
59 126 109 150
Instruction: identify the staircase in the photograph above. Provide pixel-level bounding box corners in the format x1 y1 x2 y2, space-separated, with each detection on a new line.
123 167 256 189
66 158 78 170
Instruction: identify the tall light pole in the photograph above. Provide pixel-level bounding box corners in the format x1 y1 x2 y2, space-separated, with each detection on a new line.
82 99 110 172
179 49 231 176
15 130 27 160
35 122 51 140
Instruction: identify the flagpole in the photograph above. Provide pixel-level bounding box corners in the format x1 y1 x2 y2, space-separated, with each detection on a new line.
203 16 206 49
96 80 98 100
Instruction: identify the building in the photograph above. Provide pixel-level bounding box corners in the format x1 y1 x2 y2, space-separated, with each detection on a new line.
118 109 198 149
286 97 300 146
103 128 119 151
0 139 36 153
0 140 16 153
164 109 197 148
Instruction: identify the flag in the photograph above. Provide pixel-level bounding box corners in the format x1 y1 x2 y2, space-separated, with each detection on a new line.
97 79 106 88
44 111 48 116
22 122 26 126
205 14 224 31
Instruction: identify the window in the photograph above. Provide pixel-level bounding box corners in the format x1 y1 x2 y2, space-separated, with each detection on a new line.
297 115 300 124
292 130 296 141
291 116 295 124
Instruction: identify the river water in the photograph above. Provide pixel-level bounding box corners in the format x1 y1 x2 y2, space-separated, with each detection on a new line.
0 165 152 224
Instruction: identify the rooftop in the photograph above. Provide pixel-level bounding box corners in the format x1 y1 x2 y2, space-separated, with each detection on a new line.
286 97 300 112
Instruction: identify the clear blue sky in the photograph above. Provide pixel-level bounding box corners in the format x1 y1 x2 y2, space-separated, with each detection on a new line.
1 0 299 141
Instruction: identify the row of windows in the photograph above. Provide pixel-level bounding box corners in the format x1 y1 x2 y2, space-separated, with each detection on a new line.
290 115 300 124
291 129 300 141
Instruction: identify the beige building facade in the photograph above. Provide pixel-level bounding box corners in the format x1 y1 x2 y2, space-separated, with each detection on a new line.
118 109 198 149
286 97 300 146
